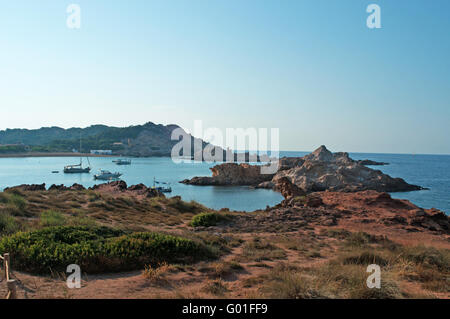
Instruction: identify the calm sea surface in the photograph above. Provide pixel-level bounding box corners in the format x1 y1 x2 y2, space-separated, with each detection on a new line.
0 152 448 213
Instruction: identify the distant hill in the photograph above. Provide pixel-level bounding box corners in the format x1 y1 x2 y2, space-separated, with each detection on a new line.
0 122 201 157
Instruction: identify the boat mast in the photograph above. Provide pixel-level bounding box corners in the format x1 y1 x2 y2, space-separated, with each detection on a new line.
80 132 82 166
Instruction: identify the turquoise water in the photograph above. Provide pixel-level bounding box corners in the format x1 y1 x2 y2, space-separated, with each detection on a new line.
0 152 448 213
0 156 283 212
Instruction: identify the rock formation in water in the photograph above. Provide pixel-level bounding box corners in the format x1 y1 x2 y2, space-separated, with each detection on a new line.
357 159 389 166
181 145 424 193
273 146 423 193
180 163 275 186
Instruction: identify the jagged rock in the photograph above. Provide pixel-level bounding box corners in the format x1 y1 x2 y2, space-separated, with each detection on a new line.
4 184 46 192
128 183 147 191
358 159 389 166
49 184 69 191
279 157 305 171
274 177 306 199
128 183 163 197
90 181 128 192
181 145 423 194
305 196 324 208
145 188 163 198
181 163 274 186
273 146 423 193
70 183 85 191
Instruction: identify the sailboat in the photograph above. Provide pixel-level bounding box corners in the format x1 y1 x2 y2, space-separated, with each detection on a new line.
64 134 91 174
153 177 172 193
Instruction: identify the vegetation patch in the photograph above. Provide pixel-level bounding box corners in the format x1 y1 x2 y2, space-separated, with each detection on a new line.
238 238 286 262
190 212 232 227
0 226 216 274
40 210 66 227
0 212 20 236
0 192 29 217
143 262 177 284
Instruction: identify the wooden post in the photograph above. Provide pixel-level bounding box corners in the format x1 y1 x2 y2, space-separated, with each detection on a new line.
7 279 17 299
3 253 10 280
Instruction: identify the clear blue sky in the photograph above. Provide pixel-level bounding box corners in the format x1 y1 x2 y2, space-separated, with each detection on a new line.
0 1 449 154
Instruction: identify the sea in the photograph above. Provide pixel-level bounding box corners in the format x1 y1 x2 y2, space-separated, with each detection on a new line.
0 152 448 214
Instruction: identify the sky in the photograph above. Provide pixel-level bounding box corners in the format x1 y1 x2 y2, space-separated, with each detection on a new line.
0 0 449 154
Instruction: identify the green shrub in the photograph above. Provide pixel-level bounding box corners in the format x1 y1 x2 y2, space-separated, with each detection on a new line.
0 226 215 274
168 197 203 213
8 194 27 211
190 212 230 227
0 193 28 216
40 210 66 227
0 212 20 235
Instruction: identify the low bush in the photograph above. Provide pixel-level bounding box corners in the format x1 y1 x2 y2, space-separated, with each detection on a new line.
238 238 286 262
402 246 449 271
190 212 231 227
168 197 204 213
0 212 20 235
0 226 216 274
0 193 28 216
40 210 66 227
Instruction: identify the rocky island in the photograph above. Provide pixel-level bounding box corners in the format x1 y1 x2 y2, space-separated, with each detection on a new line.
181 145 423 193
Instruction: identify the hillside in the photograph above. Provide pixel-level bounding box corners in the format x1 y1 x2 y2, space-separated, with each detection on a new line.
0 122 206 157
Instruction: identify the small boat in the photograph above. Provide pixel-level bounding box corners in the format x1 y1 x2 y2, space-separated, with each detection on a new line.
64 163 91 174
157 186 172 193
64 135 91 174
112 159 131 165
94 170 122 180
52 170 59 174
153 177 172 193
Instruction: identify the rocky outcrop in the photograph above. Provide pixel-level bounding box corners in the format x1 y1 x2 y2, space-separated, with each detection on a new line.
181 163 275 186
316 190 449 234
182 145 423 194
90 181 128 192
274 177 306 199
89 181 163 198
227 188 448 235
357 159 389 166
273 146 422 193
4 184 46 192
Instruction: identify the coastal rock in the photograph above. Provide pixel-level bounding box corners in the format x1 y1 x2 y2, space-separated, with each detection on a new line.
128 183 162 197
274 177 306 199
88 181 163 197
279 157 305 171
357 159 389 166
48 184 69 191
4 184 46 192
70 183 86 191
181 163 275 186
90 181 128 192
255 181 275 189
181 145 423 194
273 146 423 193
128 183 147 191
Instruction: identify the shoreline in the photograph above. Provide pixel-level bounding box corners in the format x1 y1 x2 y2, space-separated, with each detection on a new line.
0 152 115 158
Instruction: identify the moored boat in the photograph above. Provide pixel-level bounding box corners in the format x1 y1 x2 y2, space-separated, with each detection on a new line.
112 159 131 165
64 163 91 174
94 170 122 180
153 177 172 192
